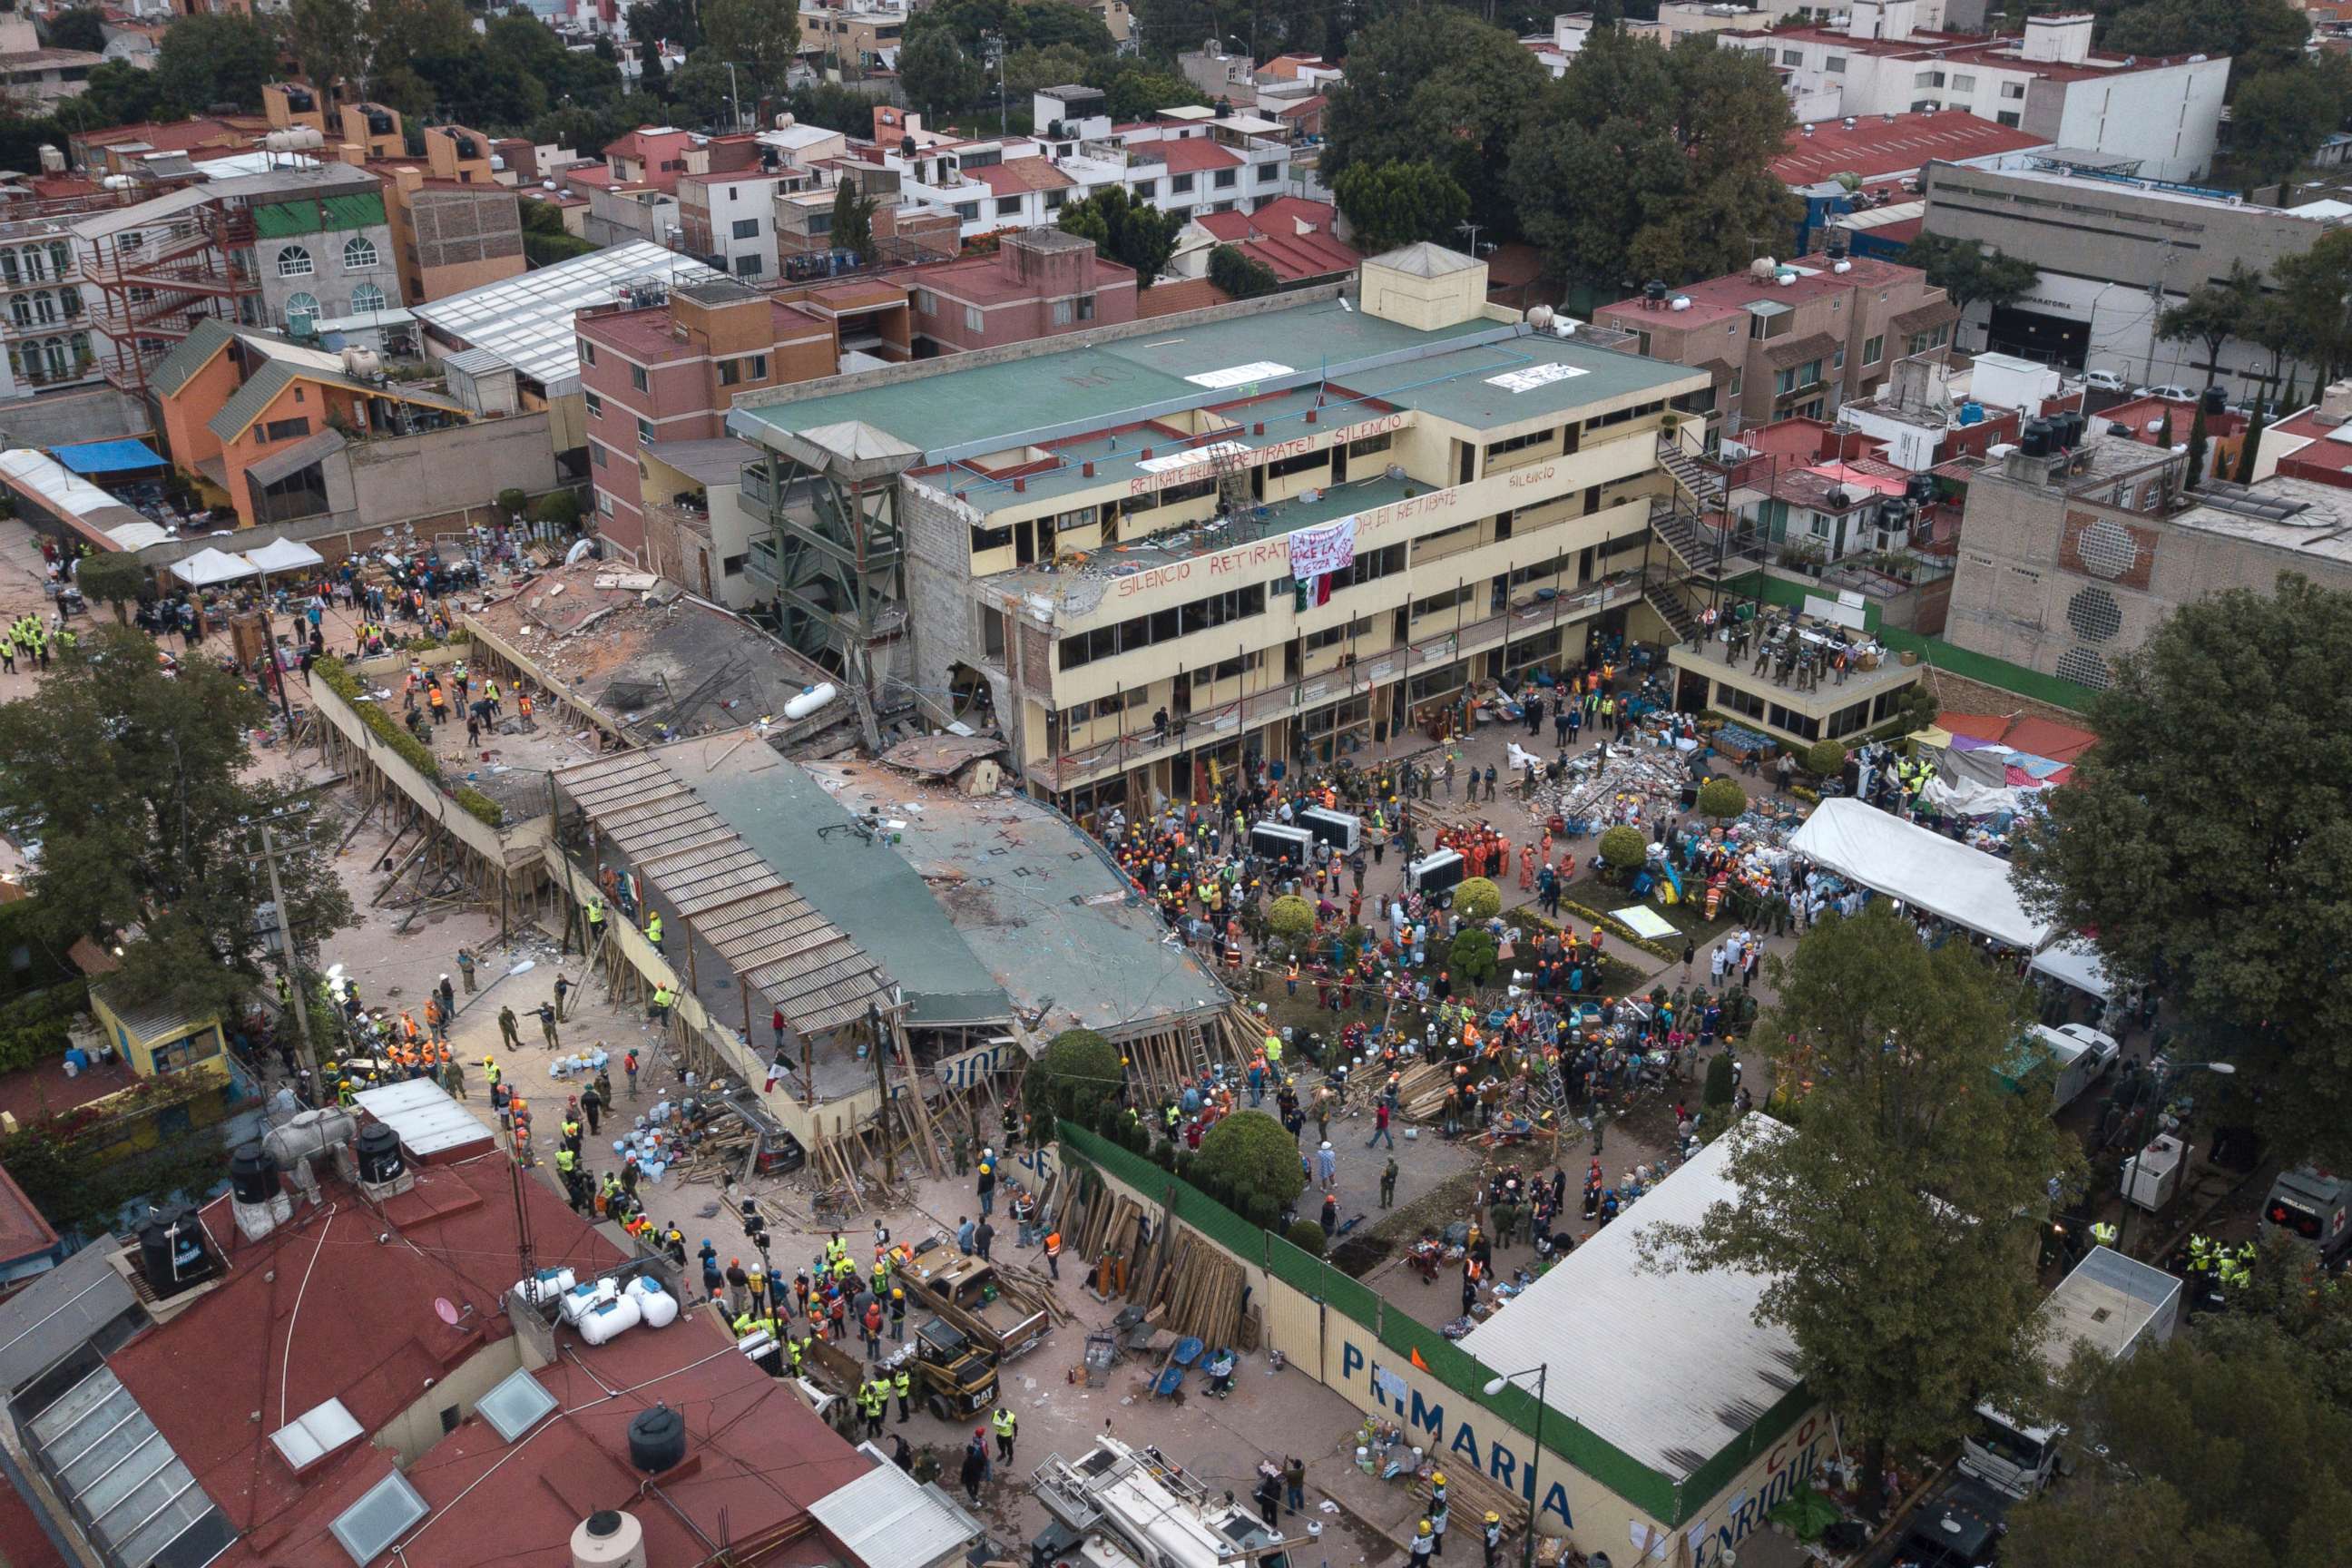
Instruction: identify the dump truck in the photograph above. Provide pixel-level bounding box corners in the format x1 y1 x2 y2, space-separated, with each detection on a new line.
1959 1244 2180 1499
1030 1435 1298 1568
898 1238 1052 1362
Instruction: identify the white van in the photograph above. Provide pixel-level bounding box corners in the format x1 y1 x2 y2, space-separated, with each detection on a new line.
2000 1024 2120 1112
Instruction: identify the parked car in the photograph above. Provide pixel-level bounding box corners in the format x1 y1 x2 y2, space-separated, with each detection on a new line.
2135 383 2197 402
2082 368 2129 393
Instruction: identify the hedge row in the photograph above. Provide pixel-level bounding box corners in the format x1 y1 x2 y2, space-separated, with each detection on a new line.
314 659 505 828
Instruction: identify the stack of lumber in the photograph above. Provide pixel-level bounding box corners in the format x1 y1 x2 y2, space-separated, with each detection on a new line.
1411 1458 1530 1533
1136 1228 1250 1351
1393 1062 1455 1122
994 1258 1078 1326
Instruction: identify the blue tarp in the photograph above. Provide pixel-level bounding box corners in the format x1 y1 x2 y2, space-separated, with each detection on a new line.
51 439 162 475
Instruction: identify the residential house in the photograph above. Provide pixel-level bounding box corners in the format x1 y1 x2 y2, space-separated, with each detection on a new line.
0 13 100 109
1593 250 1957 444
1172 196 1360 287
897 228 1136 356
372 165 528 309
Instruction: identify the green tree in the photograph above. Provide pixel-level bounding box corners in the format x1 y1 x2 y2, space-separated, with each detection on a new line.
289 0 370 99
627 0 705 56
897 29 986 117
1192 1109 1305 1227
1701 1049 1737 1115
1696 777 1748 822
1285 1217 1327 1257
2268 228 2352 381
2004 1328 2352 1568
702 0 801 95
74 554 147 622
154 12 282 114
1265 894 1315 951
2238 398 2269 481
2102 0 2310 82
1803 738 1846 777
830 180 877 262
1448 927 1499 987
77 62 162 128
1086 63 1205 121
0 625 355 1022
2230 64 2342 200
1906 230 2041 318
2156 263 2260 385
664 57 740 128
1058 185 1179 280
1640 904 2084 1515
1024 1027 1122 1123
1005 44 1099 98
1509 32 1798 289
1598 824 1647 874
40 7 106 53
1323 9 1545 240
1208 244 1279 299
2186 398 2210 483
2010 573 2352 1164
1453 877 1502 922
1331 160 1470 256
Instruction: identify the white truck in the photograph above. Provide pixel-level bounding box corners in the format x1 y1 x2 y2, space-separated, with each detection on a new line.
1030 1436 1298 1568
1959 1244 2180 1498
1996 1024 2120 1113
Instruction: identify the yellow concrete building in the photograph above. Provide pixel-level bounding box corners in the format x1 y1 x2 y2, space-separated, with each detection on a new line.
730 245 1715 819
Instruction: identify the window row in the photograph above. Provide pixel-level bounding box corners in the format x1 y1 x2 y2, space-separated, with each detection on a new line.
281 285 387 333
0 242 74 287
1057 582 1272 670
276 236 380 279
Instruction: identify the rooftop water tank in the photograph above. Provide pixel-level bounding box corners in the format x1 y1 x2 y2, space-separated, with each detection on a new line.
628 1404 686 1475
1958 401 1984 426
356 1122 404 1185
230 1142 280 1204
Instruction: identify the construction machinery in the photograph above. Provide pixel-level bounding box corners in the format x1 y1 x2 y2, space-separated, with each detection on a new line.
1030 1436 1298 1568
897 1238 1052 1362
897 1314 1000 1421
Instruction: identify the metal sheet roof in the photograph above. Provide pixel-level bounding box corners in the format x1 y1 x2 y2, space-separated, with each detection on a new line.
0 1242 141 1396
207 361 465 445
412 240 724 393
809 1449 985 1568
351 1077 495 1157
554 750 895 1035
1458 1114 1806 1484
147 317 238 397
243 426 348 490
251 191 387 239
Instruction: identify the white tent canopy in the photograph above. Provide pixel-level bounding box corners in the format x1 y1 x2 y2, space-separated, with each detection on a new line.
2030 939 2113 1000
170 546 260 588
240 535 324 575
1788 796 2051 949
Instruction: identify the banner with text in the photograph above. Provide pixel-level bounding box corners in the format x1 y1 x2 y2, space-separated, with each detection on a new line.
1288 514 1357 579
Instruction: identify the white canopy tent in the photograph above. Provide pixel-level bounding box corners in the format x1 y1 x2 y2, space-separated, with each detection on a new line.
169 546 260 588
1788 796 2052 949
2029 939 2113 1000
240 535 325 576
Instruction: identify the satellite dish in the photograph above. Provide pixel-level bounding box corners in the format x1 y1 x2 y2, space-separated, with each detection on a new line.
434 1298 461 1326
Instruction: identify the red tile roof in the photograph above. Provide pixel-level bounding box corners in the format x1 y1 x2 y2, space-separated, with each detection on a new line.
2269 406 2352 485
1772 112 2050 186
974 156 1074 195
1190 197 1359 282
1153 137 1244 173
1938 711 2098 762
0 1161 56 1267
1136 279 1230 318
1601 255 1926 326
1274 94 1328 119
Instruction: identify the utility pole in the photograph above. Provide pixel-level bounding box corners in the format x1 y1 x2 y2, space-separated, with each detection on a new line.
260 824 318 1087
723 61 744 134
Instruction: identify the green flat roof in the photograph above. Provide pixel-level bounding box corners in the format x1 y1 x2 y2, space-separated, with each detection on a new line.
252 191 387 239
730 297 1699 472
695 753 1010 1027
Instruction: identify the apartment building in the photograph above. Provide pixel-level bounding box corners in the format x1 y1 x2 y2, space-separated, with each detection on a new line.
69 116 271 178
898 228 1137 355
0 14 100 109
577 276 852 559
1773 110 2051 254
1594 251 1956 444
797 0 906 68
680 166 796 279
1921 157 2337 390
70 164 396 394
0 194 119 397
2248 383 2352 491
1945 418 2352 689
1725 10 2229 181
725 245 1708 820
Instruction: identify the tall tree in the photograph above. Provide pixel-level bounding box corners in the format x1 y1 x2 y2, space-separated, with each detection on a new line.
2230 64 2343 201
1906 230 2041 315
1331 160 1469 255
1059 184 1180 279
897 29 986 118
830 178 877 262
701 0 801 95
2237 397 2268 481
1507 31 1798 289
2268 227 2352 382
2101 0 2310 82
2012 573 2352 1165
2156 262 2259 382
153 12 282 114
1322 9 1545 241
627 0 704 56
39 7 105 53
1639 904 2082 1514
0 626 354 1021
289 0 369 99
1083 62 1207 121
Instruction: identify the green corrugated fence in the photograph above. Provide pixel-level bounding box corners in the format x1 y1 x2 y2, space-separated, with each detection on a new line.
1058 1120 1701 1525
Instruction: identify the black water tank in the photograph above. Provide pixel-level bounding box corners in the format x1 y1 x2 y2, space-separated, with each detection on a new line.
2020 420 2052 457
1643 279 1669 304
229 1142 279 1204
136 1206 217 1299
629 1403 687 1475
1906 474 1936 504
2062 410 2088 449
356 1122 404 1185
1826 238 1848 260
2201 385 2227 416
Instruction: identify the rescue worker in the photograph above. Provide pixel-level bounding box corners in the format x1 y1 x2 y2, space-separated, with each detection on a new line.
554 1144 583 1210
1410 1520 1435 1568
1043 1227 1062 1280
992 1404 1017 1463
2090 1219 2118 1248
1430 1474 1449 1557
895 1362 913 1424
646 911 663 950
1482 1514 1503 1568
889 1285 907 1341
859 1374 887 1438
585 895 606 946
